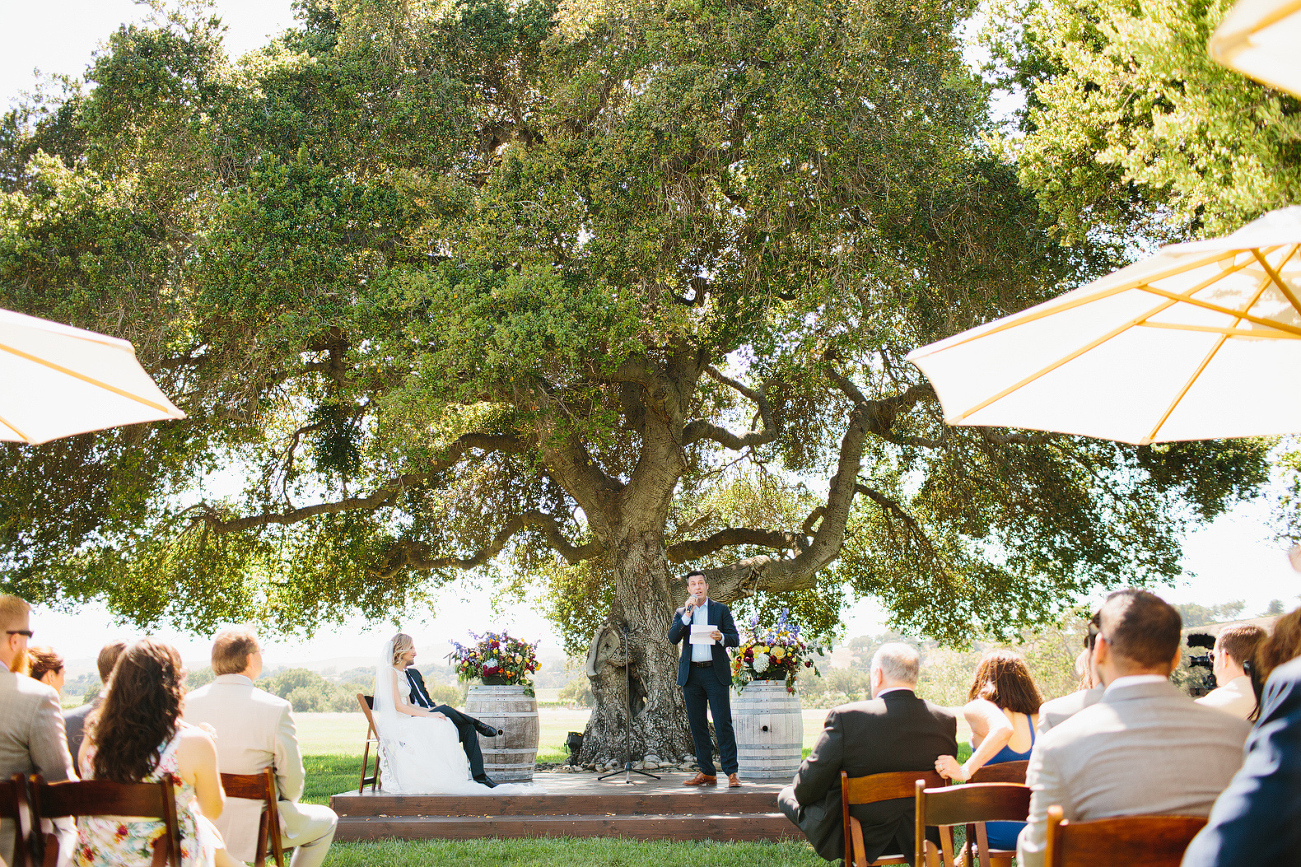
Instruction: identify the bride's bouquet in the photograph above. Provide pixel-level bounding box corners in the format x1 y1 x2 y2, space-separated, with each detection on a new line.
732 609 821 694
448 631 542 687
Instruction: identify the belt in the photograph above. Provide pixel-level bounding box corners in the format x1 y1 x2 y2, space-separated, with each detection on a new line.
691 661 713 668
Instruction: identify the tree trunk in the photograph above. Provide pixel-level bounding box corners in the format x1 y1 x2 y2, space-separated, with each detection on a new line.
579 533 696 765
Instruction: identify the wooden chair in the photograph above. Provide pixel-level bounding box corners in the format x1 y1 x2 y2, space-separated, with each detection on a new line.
967 760 1029 785
220 768 285 867
841 770 946 866
1 773 33 867
357 693 381 793
914 781 1031 867
30 775 181 867
1044 805 1208 867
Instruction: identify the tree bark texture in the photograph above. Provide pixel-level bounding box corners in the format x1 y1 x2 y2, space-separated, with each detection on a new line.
579 534 696 765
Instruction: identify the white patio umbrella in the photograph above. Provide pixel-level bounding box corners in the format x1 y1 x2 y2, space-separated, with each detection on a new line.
0 308 185 444
1210 0 1301 97
906 206 1301 445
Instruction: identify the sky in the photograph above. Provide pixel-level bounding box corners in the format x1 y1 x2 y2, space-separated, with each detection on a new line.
4 1 1300 671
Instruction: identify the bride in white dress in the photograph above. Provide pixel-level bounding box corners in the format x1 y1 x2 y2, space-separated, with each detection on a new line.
373 634 534 795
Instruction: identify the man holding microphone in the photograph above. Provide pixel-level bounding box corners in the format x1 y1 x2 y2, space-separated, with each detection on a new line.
668 570 741 787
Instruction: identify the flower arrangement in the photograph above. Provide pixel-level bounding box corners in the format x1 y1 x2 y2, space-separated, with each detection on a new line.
447 631 542 687
732 609 821 694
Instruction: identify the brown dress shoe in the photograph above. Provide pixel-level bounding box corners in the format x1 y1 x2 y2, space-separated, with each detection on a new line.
682 773 717 786
728 773 740 787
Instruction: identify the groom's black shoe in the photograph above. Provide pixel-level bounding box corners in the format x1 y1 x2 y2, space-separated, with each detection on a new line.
474 773 498 788
473 720 503 738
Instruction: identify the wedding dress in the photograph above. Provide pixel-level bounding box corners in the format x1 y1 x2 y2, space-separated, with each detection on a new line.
373 638 536 795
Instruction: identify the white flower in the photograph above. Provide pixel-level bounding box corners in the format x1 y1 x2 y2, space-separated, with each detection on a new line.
754 655 769 674
484 657 498 668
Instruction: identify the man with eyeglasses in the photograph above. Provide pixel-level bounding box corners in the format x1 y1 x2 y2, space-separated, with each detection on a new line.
0 594 77 866
1016 589 1250 867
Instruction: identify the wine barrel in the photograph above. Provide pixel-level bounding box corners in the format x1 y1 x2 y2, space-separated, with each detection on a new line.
464 683 540 782
733 678 803 781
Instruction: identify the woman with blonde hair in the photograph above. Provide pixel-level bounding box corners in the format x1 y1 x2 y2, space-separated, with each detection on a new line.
935 649 1043 851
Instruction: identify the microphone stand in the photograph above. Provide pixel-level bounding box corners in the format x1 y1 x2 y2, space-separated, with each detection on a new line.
599 624 660 782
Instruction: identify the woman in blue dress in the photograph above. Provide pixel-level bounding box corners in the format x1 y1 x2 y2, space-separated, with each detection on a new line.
934 649 1043 851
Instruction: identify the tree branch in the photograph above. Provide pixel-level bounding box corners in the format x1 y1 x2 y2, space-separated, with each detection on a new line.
702 378 936 601
681 367 777 449
667 527 805 563
981 429 1053 445
197 432 527 533
375 511 603 579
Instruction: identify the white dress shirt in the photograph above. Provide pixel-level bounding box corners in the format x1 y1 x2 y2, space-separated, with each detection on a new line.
691 601 712 662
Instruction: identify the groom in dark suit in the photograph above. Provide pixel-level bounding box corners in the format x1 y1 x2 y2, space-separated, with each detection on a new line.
403 666 503 788
668 570 741 787
778 643 957 863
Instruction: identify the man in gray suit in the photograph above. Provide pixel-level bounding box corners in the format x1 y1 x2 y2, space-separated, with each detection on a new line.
1017 590 1250 867
184 627 337 867
63 640 126 773
0 594 76 866
778 643 957 863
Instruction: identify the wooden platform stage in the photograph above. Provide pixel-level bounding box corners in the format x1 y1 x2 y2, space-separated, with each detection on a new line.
329 769 800 843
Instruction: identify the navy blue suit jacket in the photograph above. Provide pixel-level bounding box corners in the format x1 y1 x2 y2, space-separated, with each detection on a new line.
667 599 739 687
1182 655 1301 867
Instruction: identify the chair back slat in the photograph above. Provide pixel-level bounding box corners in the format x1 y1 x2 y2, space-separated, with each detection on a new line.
1 774 33 867
967 760 1029 785
918 782 1031 827
35 779 169 819
842 770 945 804
1045 805 1208 867
31 776 181 867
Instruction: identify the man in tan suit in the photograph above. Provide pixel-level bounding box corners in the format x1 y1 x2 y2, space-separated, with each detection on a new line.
0 595 76 866
184 627 337 867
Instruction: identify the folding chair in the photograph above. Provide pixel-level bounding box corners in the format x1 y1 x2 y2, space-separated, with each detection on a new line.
914 781 1031 867
30 775 181 867
357 693 382 793
0 773 33 867
220 768 285 867
1044 805 1208 867
841 770 946 866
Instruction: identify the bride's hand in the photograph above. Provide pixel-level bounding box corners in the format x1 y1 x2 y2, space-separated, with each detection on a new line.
431 711 447 720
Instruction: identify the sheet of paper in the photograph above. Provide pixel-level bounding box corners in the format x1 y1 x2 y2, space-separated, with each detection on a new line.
690 623 717 645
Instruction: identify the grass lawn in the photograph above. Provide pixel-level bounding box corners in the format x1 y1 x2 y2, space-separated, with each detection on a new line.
322 838 826 866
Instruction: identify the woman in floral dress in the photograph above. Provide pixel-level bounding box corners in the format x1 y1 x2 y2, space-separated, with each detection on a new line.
76 638 243 867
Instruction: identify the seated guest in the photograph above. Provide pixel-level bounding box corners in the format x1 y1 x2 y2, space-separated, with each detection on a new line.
27 645 67 695
1196 624 1266 720
778 643 957 863
1037 611 1104 736
0 595 77 867
935 649 1042 850
1181 644 1301 866
77 638 241 867
1247 607 1301 713
64 640 127 773
397 633 503 787
1017 589 1250 867
184 627 337 867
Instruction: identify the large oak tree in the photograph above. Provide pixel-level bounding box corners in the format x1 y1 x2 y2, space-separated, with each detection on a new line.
0 0 1265 760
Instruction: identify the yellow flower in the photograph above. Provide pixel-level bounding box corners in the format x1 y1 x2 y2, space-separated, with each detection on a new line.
756 645 769 654
773 647 786 659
